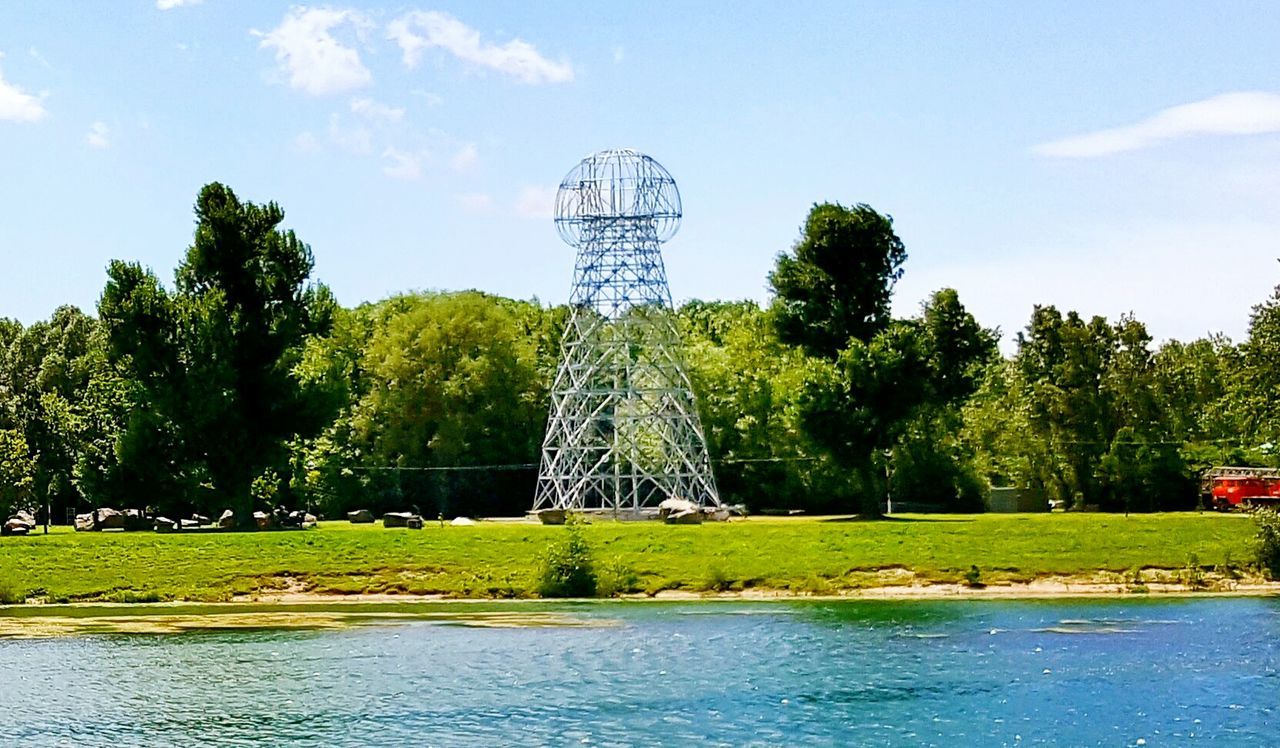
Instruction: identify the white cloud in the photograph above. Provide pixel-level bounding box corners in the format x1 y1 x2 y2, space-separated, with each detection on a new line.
387 11 573 84
157 0 202 9
516 185 557 219
456 192 493 211
0 53 48 123
350 96 404 124
381 147 424 180
1035 91 1280 158
612 46 624 64
256 7 372 96
85 121 110 148
450 143 478 172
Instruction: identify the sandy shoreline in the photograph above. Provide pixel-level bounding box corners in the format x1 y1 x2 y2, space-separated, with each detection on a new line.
19 582 1280 609
3 571 1277 611
249 578 1280 604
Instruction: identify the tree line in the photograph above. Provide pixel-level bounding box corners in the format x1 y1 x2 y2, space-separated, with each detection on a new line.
2 183 1278 524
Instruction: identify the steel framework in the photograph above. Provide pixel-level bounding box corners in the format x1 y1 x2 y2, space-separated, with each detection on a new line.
533 149 720 513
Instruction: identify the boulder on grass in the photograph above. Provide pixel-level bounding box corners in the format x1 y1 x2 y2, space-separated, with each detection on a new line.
449 516 476 526
74 513 95 532
534 509 567 525
217 509 235 529
665 510 703 525
348 509 375 524
6 513 34 530
96 508 126 530
154 517 177 533
406 516 424 530
253 511 272 530
124 509 150 532
2 519 31 536
383 512 417 528
662 498 704 525
658 497 699 520
302 513 318 529
191 514 210 526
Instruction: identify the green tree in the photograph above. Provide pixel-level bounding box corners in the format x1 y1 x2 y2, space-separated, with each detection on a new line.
1153 336 1237 446
890 289 999 512
919 288 999 405
325 292 546 518
680 300 850 512
769 203 998 516
0 428 35 520
0 307 115 520
768 203 919 516
768 202 906 359
1235 287 1280 456
796 322 931 516
1013 306 1114 508
972 307 1194 512
99 183 336 523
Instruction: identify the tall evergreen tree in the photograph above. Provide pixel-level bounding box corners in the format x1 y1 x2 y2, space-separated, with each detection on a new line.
99 183 336 524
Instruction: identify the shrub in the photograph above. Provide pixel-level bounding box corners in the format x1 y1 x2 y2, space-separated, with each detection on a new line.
0 581 25 605
110 589 166 604
1254 509 1280 578
596 557 640 598
536 521 596 598
1181 553 1206 589
963 565 984 588
1215 551 1242 581
792 574 831 595
701 566 733 592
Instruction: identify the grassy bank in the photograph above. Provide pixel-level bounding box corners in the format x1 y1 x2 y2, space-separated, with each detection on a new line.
0 513 1260 604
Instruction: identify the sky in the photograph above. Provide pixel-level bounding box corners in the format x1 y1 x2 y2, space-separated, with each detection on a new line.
2 2 1280 350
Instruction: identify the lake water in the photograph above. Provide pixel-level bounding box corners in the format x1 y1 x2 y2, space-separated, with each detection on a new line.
1 598 1278 746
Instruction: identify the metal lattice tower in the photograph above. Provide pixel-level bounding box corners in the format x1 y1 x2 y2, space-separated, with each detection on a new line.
533 149 720 513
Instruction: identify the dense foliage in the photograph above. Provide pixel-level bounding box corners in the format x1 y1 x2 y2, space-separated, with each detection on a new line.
2 185 1279 520
97 184 337 525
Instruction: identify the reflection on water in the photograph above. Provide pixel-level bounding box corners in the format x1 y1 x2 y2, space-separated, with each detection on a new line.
1 598 1278 746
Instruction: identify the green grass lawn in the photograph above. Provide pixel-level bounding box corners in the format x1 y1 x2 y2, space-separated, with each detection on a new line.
0 512 1259 603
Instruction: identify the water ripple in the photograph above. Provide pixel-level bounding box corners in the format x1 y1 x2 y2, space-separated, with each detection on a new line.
1 598 1278 745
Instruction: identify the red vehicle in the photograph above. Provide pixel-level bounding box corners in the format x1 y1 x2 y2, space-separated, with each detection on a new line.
1204 467 1280 510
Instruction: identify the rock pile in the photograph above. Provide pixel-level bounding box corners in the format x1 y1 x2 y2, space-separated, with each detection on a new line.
152 517 202 533
73 508 156 532
203 507 315 531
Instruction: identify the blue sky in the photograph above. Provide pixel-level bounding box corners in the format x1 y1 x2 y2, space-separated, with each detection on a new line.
2 2 1279 349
